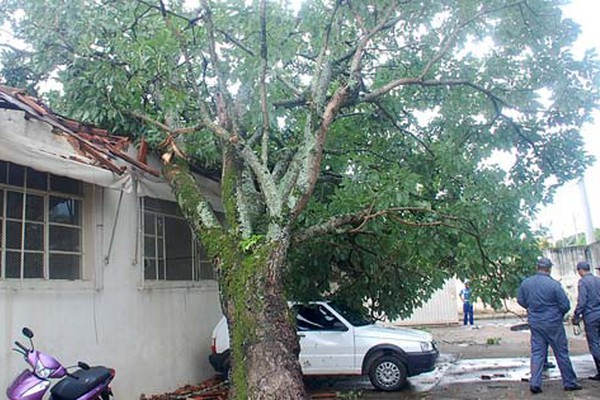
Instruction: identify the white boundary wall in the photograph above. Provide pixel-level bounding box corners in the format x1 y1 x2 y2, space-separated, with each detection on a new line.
393 279 459 325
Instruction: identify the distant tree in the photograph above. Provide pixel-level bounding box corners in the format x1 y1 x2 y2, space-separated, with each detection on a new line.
554 228 600 248
1 1 598 398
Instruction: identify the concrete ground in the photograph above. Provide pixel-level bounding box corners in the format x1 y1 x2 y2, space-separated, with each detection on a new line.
147 316 599 399
307 317 600 399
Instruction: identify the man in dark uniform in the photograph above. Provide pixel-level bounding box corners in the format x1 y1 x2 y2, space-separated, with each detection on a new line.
572 261 600 380
517 257 581 394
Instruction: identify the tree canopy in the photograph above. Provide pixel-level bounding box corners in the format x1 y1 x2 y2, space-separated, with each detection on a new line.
1 0 598 315
1 1 598 396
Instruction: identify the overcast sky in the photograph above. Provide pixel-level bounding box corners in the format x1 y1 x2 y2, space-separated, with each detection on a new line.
534 0 600 242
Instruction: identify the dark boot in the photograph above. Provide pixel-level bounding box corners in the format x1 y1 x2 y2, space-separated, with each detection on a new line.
590 357 600 380
543 361 556 370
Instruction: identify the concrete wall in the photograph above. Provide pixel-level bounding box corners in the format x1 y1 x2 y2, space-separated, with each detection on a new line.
395 243 600 326
394 280 459 325
543 241 600 304
0 184 222 398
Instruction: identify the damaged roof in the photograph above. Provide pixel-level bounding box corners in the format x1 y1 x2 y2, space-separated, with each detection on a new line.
0 85 159 176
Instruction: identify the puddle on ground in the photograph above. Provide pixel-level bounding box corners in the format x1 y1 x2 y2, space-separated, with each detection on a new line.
406 354 596 393
306 354 597 394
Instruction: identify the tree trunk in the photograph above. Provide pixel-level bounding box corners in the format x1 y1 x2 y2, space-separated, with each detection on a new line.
224 231 308 400
162 162 307 399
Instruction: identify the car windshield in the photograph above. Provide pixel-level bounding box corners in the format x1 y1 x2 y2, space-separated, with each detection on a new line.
328 302 373 327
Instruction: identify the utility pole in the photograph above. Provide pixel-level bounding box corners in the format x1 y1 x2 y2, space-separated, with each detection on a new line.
579 178 595 245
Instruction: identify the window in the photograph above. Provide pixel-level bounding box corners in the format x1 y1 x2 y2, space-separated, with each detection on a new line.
292 304 347 332
0 160 83 280
142 197 214 281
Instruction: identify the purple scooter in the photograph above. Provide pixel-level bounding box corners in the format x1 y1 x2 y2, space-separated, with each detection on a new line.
7 327 115 400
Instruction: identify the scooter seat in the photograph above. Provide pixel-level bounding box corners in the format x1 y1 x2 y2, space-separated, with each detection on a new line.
50 366 112 400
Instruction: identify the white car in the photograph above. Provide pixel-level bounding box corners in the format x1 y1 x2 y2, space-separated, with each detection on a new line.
209 301 438 391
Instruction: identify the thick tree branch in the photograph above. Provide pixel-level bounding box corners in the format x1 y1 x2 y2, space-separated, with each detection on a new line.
290 4 401 219
200 0 234 131
275 1 343 213
272 97 308 109
357 1 527 105
127 110 175 135
308 1 340 112
146 0 281 218
259 0 270 165
293 207 465 243
198 2 282 219
163 160 221 230
361 78 511 107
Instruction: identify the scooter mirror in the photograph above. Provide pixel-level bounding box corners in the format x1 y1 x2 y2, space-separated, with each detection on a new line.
78 361 91 370
22 327 34 339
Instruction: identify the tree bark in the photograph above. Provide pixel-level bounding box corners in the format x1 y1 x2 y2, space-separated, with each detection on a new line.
226 231 308 400
162 161 308 399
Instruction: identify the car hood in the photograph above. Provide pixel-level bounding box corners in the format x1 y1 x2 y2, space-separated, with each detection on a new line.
354 324 433 342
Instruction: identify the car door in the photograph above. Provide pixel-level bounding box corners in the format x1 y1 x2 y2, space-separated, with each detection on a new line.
292 303 356 375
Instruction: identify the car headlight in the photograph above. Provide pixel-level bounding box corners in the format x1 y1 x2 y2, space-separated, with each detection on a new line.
420 341 434 352
35 359 53 378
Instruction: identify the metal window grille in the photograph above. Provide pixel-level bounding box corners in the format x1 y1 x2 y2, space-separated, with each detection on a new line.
142 197 214 281
0 161 83 280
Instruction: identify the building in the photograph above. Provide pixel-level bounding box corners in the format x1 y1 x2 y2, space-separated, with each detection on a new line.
543 241 600 304
0 86 222 398
393 279 459 325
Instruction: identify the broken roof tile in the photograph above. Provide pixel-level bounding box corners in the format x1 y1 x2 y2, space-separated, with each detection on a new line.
0 85 159 177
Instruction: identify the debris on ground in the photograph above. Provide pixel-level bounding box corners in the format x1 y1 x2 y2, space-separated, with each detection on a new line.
140 376 342 399
509 322 529 331
140 377 228 400
480 373 506 380
485 337 502 345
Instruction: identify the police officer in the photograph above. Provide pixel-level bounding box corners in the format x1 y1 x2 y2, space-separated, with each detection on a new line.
517 257 581 394
571 261 600 380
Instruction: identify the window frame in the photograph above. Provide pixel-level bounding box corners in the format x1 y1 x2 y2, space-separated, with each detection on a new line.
0 160 97 289
292 304 349 332
140 197 216 289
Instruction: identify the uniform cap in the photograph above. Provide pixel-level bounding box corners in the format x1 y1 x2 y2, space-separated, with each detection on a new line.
536 257 553 268
576 261 590 271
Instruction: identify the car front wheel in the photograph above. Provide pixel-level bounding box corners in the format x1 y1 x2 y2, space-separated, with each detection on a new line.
368 355 407 391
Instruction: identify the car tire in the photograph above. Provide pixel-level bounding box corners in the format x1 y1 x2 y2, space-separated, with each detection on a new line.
368 354 407 391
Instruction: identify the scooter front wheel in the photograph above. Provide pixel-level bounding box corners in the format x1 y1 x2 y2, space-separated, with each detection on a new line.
100 389 112 400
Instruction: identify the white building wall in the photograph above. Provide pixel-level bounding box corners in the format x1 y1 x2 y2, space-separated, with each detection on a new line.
543 242 600 308
0 185 222 398
390 244 600 326
393 279 459 325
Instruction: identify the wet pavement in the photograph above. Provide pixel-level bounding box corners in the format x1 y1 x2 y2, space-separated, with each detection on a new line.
307 318 600 399
148 317 599 399
306 354 600 398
